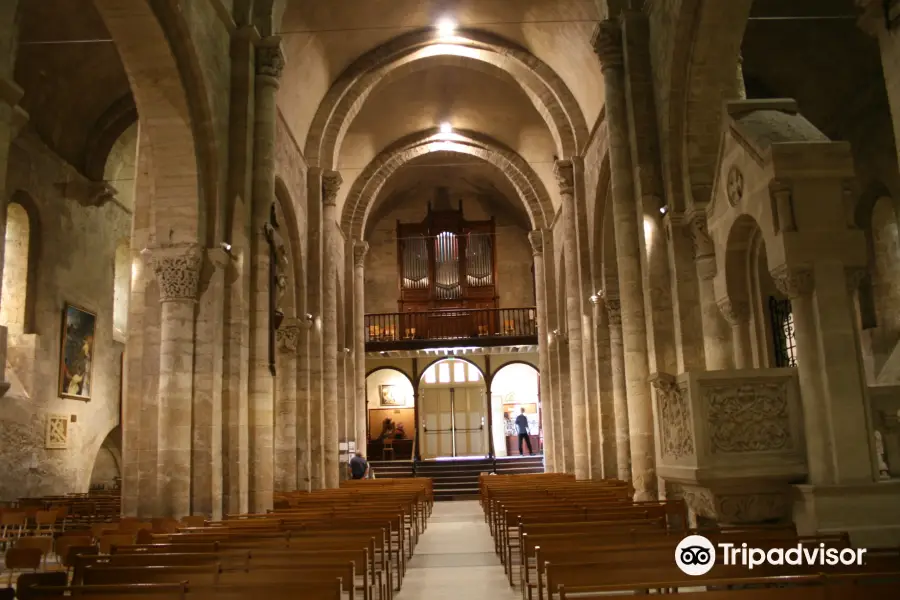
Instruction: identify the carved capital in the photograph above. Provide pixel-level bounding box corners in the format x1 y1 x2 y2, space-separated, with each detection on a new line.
353 240 369 268
276 319 301 353
688 213 715 259
770 264 814 299
591 20 624 70
716 298 750 325
143 243 204 303
256 37 285 80
322 170 342 207
554 159 575 198
528 230 544 256
606 298 622 326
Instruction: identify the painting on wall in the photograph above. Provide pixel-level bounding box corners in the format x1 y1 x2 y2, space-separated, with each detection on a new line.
58 303 96 401
380 384 403 406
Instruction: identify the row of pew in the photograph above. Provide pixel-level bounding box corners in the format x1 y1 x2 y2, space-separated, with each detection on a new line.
480 472 900 599
9 478 431 600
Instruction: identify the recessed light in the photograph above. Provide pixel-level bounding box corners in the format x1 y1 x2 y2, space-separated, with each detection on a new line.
436 18 456 37
439 122 452 134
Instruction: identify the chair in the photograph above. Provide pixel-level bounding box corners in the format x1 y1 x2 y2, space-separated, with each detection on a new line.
60 545 98 575
0 512 27 549
33 510 59 536
54 535 92 564
382 437 395 461
16 572 68 600
4 547 42 585
14 536 53 568
181 515 206 528
151 517 179 533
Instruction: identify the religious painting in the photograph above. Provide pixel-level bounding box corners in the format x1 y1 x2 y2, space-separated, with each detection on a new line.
380 384 403 407
58 303 96 401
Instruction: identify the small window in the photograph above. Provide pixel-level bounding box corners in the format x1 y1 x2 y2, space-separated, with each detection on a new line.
438 362 451 383
453 361 466 383
424 366 436 384
769 296 797 368
0 202 31 333
467 363 480 382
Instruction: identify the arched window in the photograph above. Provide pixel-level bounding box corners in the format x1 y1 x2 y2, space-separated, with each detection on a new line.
1 202 34 334
768 296 797 368
112 242 131 340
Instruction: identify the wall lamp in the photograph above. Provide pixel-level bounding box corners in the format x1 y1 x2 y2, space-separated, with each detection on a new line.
220 241 233 253
301 313 315 329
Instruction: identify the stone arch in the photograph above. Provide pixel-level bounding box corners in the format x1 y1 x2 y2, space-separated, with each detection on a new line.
304 28 588 169
344 130 554 240
90 425 123 490
92 0 217 245
675 0 752 206
419 356 486 384
2 191 40 334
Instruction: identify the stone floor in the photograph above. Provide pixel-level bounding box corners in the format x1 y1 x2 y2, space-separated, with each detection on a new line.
397 500 520 600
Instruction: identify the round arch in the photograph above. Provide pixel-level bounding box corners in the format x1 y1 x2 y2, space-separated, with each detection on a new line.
366 365 415 386
343 130 555 239
490 361 541 458
92 0 217 245
418 356 486 385
304 28 588 168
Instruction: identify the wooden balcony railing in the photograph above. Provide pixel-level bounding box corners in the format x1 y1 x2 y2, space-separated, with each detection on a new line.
365 307 538 351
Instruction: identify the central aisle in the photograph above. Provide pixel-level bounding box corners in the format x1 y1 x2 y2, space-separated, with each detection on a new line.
395 500 520 600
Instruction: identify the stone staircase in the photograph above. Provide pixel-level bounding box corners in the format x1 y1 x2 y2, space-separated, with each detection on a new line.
369 455 544 501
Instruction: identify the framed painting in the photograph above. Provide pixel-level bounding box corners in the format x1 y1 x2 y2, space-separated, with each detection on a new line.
380 384 403 407
58 303 96 401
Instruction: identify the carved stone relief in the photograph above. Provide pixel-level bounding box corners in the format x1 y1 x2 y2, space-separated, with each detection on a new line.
726 166 744 206
716 492 790 523
704 381 792 453
45 414 69 449
653 377 695 459
276 323 301 354
682 487 716 519
770 264 813 299
143 243 204 303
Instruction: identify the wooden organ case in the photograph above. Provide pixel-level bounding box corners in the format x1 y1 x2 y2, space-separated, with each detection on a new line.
397 196 498 339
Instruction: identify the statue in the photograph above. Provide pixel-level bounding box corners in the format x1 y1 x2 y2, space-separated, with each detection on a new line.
875 430 890 479
263 209 290 320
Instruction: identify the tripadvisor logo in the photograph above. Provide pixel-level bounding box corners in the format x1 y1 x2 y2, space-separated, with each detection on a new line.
674 535 868 577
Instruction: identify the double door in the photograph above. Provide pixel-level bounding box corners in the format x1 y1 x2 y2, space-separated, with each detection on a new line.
420 386 486 458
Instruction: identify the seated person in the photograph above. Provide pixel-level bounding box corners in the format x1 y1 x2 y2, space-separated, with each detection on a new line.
349 452 369 480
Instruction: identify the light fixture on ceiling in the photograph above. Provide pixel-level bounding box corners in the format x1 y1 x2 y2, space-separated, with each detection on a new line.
439 122 452 134
436 17 457 37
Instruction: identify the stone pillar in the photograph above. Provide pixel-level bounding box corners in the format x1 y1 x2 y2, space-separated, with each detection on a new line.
306 169 325 490
322 170 342 488
735 53 747 100
593 20 656 499
144 243 203 518
555 160 590 479
529 230 554 471
772 264 874 484
296 319 311 491
717 299 752 369
605 295 631 481
275 320 300 491
690 215 732 370
591 292 617 478
247 36 283 512
353 241 369 456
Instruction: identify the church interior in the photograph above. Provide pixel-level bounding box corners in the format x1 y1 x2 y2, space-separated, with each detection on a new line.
1 0 900 597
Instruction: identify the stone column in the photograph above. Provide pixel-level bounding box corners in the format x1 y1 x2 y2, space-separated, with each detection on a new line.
247 36 283 512
555 160 590 479
690 215 732 370
593 20 656 499
529 230 555 471
591 292 617 478
353 241 369 456
144 242 203 518
717 298 752 369
772 264 874 484
322 170 342 488
306 169 325 490
605 295 631 481
275 320 300 492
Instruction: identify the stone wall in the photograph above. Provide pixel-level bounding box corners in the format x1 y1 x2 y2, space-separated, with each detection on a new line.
364 194 534 314
0 132 130 501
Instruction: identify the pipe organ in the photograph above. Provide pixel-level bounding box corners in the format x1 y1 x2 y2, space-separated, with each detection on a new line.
397 195 498 314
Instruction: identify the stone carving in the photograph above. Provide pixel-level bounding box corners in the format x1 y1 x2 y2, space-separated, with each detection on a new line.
264 208 290 311
45 414 69 449
716 298 749 326
726 166 744 206
256 40 285 79
528 230 544 256
553 160 574 197
716 492 790 523
591 20 623 69
653 375 694 459
769 179 797 233
682 487 716 519
770 264 814 299
322 170 342 206
688 214 714 260
606 298 622 326
704 382 791 453
876 430 891 479
276 322 301 353
353 241 369 268
143 243 204 303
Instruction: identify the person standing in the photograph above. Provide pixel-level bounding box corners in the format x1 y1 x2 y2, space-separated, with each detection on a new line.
349 452 370 480
515 407 534 455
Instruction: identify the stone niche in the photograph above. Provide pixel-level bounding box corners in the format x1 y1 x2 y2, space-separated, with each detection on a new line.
652 368 806 524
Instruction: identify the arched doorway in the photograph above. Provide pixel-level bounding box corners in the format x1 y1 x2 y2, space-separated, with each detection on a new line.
490 362 541 458
365 367 415 461
419 358 487 459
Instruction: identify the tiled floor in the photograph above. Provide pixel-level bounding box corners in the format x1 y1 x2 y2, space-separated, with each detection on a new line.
396 500 520 600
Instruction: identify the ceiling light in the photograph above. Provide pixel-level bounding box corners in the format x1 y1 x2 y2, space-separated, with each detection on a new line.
436 18 456 37
439 122 452 134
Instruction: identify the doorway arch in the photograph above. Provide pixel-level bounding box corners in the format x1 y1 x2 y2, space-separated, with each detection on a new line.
365 367 415 460
418 358 488 459
490 362 541 458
